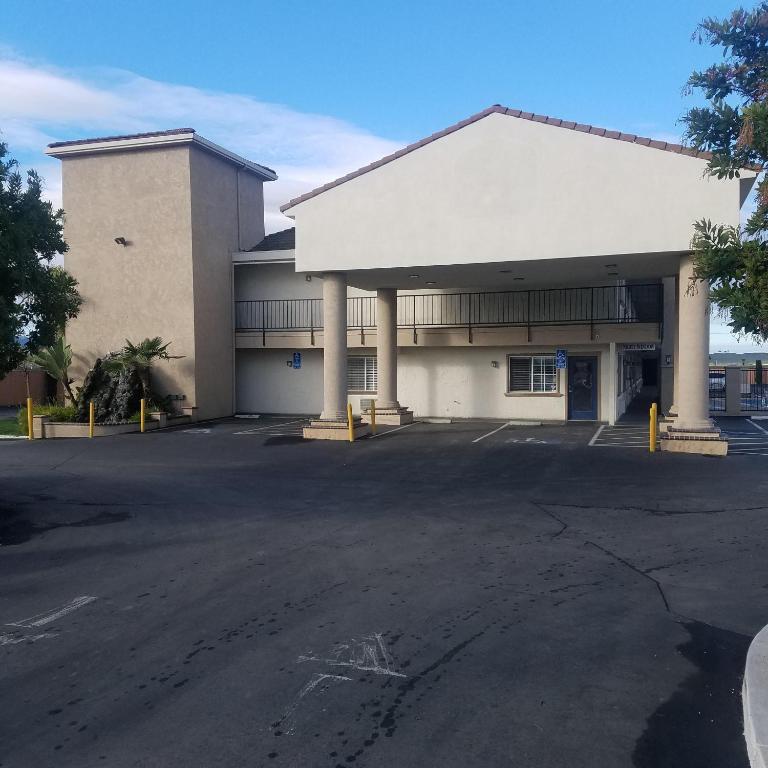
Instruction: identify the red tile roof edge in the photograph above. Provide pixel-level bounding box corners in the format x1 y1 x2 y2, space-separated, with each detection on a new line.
280 105 752 212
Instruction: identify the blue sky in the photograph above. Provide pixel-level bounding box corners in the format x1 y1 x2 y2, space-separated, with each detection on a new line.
1 0 764 351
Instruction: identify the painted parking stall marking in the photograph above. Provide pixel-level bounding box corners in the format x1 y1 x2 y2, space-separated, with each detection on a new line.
718 418 768 456
472 421 512 443
234 418 307 437
589 423 651 449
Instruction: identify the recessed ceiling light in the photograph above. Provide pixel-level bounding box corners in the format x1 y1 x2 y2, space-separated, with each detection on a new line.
426 281 436 286
605 263 617 268
408 274 420 279
499 269 512 274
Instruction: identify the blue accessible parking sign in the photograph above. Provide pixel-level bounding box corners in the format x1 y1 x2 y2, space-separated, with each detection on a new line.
555 349 567 369
292 352 302 369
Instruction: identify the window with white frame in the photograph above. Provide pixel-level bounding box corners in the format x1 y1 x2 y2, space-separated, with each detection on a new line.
348 355 377 392
508 355 558 393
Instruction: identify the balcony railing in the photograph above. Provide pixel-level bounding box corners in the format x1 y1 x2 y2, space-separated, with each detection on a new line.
235 283 663 343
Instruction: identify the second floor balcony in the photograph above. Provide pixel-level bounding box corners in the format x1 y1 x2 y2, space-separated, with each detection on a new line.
235 283 663 344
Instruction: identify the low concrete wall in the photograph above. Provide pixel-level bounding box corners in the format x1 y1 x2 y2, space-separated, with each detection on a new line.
744 623 768 768
33 414 190 438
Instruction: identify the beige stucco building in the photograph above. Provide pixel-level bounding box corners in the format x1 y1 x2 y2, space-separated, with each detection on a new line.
46 106 755 452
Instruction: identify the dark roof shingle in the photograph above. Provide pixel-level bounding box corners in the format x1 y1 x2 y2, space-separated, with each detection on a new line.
249 227 295 251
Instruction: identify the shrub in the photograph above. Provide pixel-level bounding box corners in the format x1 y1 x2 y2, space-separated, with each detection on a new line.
17 404 76 434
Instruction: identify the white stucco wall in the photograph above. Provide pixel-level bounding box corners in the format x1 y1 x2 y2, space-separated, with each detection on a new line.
288 112 746 273
235 263 373 302
236 344 614 421
236 348 323 414
398 345 612 421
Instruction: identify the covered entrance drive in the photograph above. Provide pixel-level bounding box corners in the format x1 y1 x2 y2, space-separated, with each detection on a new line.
276 105 750 452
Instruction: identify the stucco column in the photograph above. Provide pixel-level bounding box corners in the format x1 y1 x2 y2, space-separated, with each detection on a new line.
376 288 400 409
670 275 680 416
675 254 712 430
320 272 348 421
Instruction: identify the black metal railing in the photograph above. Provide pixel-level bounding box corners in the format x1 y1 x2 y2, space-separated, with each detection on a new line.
235 284 663 339
741 367 768 411
709 367 726 412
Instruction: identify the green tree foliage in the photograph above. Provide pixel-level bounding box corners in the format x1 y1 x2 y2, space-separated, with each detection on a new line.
682 5 768 340
104 337 182 402
30 336 78 404
0 141 81 376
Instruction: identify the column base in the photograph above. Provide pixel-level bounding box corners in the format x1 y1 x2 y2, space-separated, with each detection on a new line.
659 425 728 456
659 417 676 434
303 417 371 441
361 407 414 426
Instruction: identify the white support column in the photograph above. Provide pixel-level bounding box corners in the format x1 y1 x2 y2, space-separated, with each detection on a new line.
320 272 348 421
675 255 711 430
608 342 618 426
660 254 727 455
362 288 413 426
303 272 370 440
376 288 399 409
671 275 680 415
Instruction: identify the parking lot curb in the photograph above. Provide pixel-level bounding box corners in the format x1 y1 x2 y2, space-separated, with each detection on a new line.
744 623 768 768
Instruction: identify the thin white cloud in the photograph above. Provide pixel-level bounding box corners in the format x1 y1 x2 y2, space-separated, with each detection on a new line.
0 54 402 233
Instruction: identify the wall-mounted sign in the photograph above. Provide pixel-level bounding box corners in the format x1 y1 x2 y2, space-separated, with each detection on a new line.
622 344 656 352
292 352 302 369
555 349 568 369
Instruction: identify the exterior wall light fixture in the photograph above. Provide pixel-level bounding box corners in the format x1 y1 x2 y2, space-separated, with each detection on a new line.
114 236 128 246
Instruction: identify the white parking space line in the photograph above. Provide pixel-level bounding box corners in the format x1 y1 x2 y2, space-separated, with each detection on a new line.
589 423 651 449
234 419 304 435
472 421 512 444
8 596 97 628
368 423 416 439
588 425 606 446
748 419 768 435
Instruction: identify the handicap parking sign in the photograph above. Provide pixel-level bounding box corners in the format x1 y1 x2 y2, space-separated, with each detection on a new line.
555 349 567 369
292 352 302 369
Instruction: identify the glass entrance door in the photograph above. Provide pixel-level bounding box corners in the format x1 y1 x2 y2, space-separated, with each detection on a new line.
568 357 597 420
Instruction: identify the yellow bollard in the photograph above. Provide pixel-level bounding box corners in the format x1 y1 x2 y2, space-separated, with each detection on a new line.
140 398 146 433
370 401 377 434
27 397 33 440
649 402 657 453
89 401 95 439
347 402 354 443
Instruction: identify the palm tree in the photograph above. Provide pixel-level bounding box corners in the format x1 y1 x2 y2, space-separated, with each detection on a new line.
30 336 78 404
104 337 182 403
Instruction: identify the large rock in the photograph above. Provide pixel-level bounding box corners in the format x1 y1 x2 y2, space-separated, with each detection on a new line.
75 357 143 424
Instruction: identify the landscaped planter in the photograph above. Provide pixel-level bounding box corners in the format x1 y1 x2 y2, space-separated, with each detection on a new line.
32 413 191 438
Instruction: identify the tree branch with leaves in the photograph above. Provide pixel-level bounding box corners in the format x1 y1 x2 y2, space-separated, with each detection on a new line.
0 140 81 376
682 4 768 340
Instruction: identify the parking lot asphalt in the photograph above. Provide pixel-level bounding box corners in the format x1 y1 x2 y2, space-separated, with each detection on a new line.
1 417 767 767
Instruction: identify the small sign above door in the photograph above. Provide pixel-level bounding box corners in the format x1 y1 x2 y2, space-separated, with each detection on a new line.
621 343 656 352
